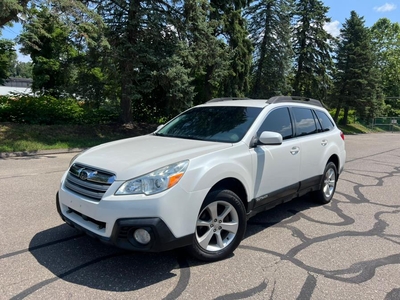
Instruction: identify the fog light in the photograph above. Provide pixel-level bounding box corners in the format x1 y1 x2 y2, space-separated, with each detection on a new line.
134 228 151 245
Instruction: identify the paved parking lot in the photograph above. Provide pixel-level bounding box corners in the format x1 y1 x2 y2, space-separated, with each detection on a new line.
1 133 400 299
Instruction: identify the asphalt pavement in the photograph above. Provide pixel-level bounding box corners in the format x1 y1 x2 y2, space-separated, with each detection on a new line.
1 133 400 299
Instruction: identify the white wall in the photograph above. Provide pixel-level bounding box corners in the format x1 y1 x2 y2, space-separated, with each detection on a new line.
0 86 32 96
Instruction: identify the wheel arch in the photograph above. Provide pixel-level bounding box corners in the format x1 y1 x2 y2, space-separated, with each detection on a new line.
327 154 340 180
207 178 248 212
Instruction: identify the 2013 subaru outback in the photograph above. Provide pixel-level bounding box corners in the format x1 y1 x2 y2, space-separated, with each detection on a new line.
56 96 346 261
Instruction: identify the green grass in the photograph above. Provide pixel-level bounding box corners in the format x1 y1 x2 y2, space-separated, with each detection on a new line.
339 122 400 135
338 123 374 135
0 121 394 153
0 122 157 153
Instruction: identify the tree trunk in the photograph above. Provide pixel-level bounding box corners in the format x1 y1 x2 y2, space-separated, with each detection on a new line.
293 24 308 96
119 0 140 124
252 3 272 97
204 65 214 101
333 100 342 123
120 62 133 123
343 105 349 125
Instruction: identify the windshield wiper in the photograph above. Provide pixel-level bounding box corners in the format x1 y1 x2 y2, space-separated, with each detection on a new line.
154 132 208 141
153 132 166 136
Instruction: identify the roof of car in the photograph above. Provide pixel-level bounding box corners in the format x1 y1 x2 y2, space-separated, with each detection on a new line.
201 99 269 108
201 96 323 108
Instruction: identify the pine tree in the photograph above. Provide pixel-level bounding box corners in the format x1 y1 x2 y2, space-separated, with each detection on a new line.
180 0 231 104
292 0 333 100
0 0 29 28
246 0 293 98
201 0 252 99
333 11 382 124
220 10 253 97
82 0 198 122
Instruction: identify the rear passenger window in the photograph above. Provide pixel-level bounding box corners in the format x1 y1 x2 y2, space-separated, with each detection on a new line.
258 108 293 140
315 110 335 131
292 107 317 136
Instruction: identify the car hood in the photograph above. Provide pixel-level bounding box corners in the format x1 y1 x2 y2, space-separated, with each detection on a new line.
73 135 232 180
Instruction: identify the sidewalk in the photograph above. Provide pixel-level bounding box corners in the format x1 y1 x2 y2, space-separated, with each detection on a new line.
0 148 84 159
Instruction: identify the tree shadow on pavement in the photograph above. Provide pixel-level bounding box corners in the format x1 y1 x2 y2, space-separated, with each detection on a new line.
26 194 319 296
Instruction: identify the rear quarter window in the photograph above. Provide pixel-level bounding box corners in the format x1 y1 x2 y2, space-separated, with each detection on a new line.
315 110 335 132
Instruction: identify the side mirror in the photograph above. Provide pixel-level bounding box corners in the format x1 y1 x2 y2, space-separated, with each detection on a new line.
156 124 164 131
258 131 283 145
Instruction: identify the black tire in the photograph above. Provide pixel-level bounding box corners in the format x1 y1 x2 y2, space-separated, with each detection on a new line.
313 162 338 204
188 189 247 262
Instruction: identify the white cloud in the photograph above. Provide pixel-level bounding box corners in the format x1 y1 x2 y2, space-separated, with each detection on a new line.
324 20 341 38
374 3 397 12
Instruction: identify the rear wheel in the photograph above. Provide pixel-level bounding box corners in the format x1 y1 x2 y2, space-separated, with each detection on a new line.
188 190 246 262
313 162 337 204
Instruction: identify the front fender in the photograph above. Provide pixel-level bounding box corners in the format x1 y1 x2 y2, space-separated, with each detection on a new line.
178 147 254 202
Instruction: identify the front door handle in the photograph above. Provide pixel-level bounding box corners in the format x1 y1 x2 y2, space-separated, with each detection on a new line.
290 147 299 155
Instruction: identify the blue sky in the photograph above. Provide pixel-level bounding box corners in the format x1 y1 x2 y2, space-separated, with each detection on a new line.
2 23 22 41
323 0 400 36
1 23 28 62
1 0 400 61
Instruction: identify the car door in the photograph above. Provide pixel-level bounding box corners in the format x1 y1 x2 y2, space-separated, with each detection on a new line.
251 107 301 207
291 107 325 191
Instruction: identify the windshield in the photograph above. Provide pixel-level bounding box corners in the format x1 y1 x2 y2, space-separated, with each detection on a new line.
156 106 262 143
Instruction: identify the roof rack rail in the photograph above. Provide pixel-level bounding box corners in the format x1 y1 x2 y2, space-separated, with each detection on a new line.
267 96 322 107
207 97 251 103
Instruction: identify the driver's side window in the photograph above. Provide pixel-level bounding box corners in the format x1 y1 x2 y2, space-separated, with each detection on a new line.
257 108 293 140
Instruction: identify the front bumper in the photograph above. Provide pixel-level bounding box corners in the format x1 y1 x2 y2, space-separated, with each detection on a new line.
56 193 193 252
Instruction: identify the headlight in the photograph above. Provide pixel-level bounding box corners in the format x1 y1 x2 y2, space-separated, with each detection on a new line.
115 160 189 196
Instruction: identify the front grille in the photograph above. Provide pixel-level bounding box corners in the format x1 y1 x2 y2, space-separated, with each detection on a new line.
65 163 116 201
67 207 106 229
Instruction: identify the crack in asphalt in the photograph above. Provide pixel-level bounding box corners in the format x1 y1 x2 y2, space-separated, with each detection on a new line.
2 142 400 299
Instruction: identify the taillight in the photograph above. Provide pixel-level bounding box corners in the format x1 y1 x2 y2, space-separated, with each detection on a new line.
340 131 345 140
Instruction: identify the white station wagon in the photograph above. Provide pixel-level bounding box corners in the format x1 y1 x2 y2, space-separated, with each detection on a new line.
57 96 346 261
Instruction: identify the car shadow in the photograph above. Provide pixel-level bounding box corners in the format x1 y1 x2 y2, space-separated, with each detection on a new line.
245 194 320 235
28 224 186 293
28 194 319 293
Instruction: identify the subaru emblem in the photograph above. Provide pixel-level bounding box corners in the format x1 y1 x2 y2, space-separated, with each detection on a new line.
79 170 89 181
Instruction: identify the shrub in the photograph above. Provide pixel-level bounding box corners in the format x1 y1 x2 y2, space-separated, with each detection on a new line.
0 95 121 125
0 94 84 124
80 106 120 124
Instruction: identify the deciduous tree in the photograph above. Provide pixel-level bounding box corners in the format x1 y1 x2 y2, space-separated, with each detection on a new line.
0 38 16 84
19 6 78 96
371 18 400 112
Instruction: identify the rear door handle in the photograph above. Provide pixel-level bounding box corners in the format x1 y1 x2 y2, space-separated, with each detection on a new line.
321 140 328 146
290 147 300 155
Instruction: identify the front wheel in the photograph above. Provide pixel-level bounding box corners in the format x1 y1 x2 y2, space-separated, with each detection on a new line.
188 189 246 262
313 162 338 204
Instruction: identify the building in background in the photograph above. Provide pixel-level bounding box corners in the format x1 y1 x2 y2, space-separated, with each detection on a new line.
0 77 32 95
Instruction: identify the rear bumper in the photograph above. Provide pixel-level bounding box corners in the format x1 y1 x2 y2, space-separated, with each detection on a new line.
56 193 193 252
